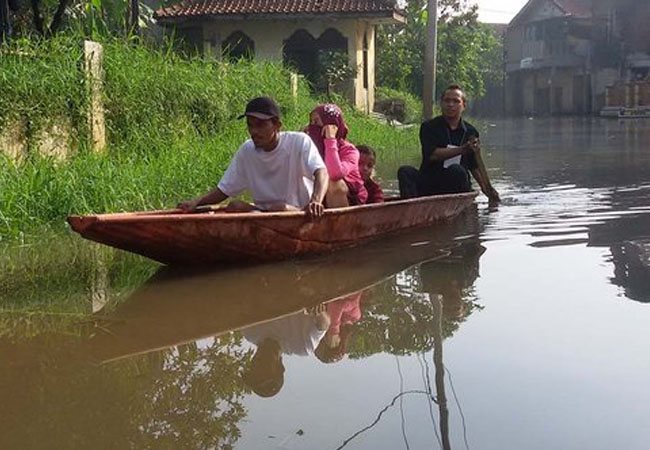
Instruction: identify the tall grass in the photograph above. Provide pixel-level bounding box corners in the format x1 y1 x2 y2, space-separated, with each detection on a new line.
102 41 309 151
0 36 87 141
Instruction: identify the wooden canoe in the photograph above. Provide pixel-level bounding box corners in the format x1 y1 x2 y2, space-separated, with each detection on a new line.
67 192 477 265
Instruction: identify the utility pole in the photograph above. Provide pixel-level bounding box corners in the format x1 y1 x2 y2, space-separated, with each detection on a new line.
423 0 438 120
0 0 10 44
130 0 140 36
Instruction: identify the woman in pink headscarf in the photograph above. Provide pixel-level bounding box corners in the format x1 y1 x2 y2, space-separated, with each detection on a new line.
306 104 368 207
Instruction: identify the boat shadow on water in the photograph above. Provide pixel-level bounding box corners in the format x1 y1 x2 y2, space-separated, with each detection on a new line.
87 207 484 363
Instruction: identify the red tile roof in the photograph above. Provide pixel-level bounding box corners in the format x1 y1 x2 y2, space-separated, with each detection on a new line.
155 0 402 22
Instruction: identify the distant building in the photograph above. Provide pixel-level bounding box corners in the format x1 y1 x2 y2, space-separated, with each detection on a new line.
153 0 405 113
505 0 650 116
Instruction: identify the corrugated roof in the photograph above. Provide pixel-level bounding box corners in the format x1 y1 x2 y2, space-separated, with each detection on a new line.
155 0 402 21
509 0 592 27
554 0 591 18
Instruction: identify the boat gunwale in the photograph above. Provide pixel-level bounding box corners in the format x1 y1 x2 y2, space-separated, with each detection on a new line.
68 191 478 225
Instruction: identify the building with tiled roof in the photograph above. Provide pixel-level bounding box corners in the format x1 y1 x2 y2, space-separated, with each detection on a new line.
154 0 405 112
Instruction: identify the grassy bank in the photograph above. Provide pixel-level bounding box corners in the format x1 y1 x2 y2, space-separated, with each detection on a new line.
0 36 418 242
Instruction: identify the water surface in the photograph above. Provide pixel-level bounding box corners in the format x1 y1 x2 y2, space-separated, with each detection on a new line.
1 117 650 450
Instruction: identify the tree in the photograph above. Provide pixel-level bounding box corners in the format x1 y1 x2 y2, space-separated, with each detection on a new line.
29 0 70 36
8 0 146 38
377 0 501 102
317 49 357 99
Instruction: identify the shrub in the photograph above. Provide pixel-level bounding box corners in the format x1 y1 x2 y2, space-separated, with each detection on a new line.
375 86 423 124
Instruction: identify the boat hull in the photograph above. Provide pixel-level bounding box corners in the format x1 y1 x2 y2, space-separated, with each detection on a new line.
67 192 477 265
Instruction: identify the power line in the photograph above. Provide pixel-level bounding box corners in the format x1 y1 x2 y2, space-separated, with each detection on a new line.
396 356 412 450
335 390 433 450
446 366 471 450
419 352 443 449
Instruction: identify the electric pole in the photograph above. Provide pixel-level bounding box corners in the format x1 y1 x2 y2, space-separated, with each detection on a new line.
423 0 438 120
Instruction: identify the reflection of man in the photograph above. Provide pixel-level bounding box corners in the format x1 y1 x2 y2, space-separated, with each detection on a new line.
420 241 486 321
398 85 500 202
241 305 330 397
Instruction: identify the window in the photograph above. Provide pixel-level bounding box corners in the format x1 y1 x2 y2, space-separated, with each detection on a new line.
222 31 255 61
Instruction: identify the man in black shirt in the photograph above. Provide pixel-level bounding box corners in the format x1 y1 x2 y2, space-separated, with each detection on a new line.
398 85 500 203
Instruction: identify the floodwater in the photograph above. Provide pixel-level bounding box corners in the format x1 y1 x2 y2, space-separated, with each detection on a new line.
1 117 650 450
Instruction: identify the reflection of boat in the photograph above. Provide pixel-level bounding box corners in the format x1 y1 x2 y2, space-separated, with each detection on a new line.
88 222 470 363
67 192 477 265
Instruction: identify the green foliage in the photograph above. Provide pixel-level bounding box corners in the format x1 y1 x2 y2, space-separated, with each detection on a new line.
348 238 485 357
317 49 357 97
101 41 300 151
376 0 502 102
0 331 252 449
0 35 86 140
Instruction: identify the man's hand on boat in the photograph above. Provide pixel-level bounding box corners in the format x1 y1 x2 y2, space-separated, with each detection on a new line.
305 168 329 219
177 198 202 213
304 200 324 219
177 187 228 213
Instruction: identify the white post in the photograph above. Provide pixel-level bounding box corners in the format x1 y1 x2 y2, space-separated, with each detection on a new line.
290 72 299 100
84 40 106 153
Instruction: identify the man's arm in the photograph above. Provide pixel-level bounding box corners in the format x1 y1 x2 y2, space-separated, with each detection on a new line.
421 122 473 163
178 187 229 212
469 142 500 203
305 168 328 218
430 143 473 162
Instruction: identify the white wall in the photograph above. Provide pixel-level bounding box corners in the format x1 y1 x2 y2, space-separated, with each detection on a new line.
200 18 375 111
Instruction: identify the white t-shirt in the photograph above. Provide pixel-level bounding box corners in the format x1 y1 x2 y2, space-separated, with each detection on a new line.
242 312 327 356
218 132 326 210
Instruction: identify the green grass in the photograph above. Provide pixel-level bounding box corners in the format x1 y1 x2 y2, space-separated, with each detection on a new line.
0 37 420 241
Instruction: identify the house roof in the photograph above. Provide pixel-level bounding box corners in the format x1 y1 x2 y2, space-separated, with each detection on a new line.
509 0 591 27
555 0 591 18
155 0 405 24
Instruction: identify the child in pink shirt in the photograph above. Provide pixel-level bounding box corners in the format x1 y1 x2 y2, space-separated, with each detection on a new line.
306 104 368 207
314 291 363 363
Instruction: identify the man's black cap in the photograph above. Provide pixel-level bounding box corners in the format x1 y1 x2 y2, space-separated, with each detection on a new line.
237 96 281 120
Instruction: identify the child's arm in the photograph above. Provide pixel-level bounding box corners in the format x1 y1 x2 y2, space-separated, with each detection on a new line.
324 139 359 181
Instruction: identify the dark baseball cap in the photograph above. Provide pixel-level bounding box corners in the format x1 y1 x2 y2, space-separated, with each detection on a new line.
237 96 281 120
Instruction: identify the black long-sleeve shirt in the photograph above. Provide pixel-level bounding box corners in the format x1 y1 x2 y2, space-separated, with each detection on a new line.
419 116 479 178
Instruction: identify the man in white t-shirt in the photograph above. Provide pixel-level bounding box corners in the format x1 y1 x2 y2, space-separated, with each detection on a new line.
178 97 329 217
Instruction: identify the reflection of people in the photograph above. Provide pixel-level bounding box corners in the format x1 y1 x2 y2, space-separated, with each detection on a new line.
398 85 500 203
357 145 385 204
420 241 486 321
315 292 364 363
610 239 650 303
241 305 330 397
306 104 368 207
178 96 328 218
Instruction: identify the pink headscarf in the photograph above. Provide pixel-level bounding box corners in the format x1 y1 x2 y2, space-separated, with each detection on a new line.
306 103 350 156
